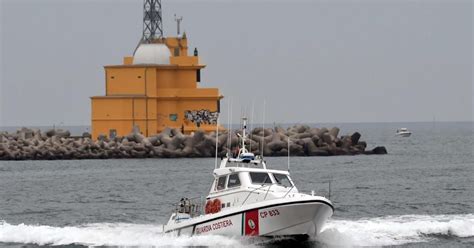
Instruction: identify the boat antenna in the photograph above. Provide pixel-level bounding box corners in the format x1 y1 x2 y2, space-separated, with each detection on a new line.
226 100 230 155
215 115 219 169
249 98 255 152
287 136 290 172
242 117 247 151
239 107 243 137
328 180 332 200
229 98 233 155
231 99 234 151
261 99 266 157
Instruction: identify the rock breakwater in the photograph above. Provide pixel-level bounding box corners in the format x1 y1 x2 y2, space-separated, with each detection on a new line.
0 126 387 160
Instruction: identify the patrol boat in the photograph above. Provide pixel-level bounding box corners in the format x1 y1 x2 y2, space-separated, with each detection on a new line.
163 118 334 239
396 128 412 137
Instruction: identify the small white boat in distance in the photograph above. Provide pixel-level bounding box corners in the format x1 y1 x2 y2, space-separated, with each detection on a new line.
396 128 412 137
163 117 334 240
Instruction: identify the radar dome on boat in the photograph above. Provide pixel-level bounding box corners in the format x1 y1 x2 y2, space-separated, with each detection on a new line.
133 43 171 65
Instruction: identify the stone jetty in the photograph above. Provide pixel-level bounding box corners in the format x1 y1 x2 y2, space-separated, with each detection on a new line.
0 126 387 160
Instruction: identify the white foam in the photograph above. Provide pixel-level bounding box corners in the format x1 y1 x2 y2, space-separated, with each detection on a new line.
0 221 243 247
316 214 474 247
1 214 473 247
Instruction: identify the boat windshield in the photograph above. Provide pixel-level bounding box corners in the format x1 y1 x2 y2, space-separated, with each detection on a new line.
273 173 292 188
249 172 272 185
227 173 241 188
216 176 226 190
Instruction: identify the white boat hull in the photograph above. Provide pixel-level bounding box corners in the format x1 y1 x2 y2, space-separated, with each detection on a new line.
396 132 411 137
165 198 333 238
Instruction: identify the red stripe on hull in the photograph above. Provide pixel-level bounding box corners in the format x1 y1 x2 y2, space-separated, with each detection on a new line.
244 209 259 236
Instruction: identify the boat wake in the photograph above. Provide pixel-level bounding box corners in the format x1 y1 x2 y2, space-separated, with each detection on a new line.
0 222 242 247
317 214 474 247
0 214 472 247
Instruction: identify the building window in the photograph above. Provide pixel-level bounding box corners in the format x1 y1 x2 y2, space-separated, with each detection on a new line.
169 114 178 121
174 47 180 56
109 129 117 139
196 69 201 82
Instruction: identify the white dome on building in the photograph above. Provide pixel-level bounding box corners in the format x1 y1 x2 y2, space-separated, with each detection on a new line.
133 43 171 65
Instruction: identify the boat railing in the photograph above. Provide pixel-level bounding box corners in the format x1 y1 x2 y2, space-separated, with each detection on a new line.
307 181 332 200
283 185 295 198
241 184 270 205
172 196 204 218
263 184 273 200
241 184 329 206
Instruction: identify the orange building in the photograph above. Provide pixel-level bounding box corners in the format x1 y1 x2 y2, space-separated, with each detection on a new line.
90 36 223 139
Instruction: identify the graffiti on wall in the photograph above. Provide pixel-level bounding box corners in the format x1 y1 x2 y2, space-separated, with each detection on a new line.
184 109 219 127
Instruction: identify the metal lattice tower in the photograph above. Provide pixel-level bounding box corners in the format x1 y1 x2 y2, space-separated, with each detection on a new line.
142 0 163 43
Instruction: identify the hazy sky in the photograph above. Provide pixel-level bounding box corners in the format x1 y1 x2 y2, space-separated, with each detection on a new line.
0 0 472 126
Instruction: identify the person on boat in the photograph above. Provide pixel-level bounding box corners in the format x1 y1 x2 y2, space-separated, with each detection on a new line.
184 198 191 214
178 198 185 213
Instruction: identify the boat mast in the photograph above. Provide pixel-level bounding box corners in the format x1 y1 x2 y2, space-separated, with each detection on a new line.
237 117 249 156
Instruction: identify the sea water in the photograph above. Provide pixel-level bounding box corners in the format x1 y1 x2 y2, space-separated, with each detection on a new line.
0 122 472 247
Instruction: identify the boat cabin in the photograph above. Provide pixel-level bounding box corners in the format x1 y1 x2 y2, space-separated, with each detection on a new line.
210 162 295 194
202 155 298 214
